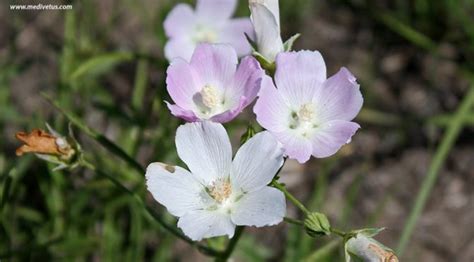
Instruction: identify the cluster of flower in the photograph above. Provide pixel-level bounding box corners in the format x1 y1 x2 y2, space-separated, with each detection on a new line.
147 0 363 241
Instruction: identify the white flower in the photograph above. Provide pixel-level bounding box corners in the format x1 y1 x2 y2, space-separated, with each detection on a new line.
249 0 284 61
146 121 286 241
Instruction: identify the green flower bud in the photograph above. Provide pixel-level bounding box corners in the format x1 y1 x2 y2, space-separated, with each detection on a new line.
304 212 331 237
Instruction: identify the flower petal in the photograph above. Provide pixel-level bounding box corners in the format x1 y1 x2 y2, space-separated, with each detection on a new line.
209 96 247 123
274 51 326 106
274 131 312 163
164 37 196 61
219 18 254 57
178 210 235 241
196 0 237 22
249 2 283 61
314 67 363 122
190 43 238 91
166 57 200 110
231 186 285 227
166 102 199 122
231 131 284 192
311 120 360 158
226 56 264 108
145 163 211 217
164 4 196 38
176 122 232 184
254 75 291 133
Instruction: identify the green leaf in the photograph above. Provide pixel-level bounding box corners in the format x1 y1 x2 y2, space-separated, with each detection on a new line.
283 33 301 51
71 52 134 80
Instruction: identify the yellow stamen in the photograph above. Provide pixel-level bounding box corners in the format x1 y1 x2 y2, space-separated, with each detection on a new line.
201 85 219 109
298 103 314 122
209 179 232 203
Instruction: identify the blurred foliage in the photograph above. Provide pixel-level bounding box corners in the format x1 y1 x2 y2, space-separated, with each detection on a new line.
1 0 474 261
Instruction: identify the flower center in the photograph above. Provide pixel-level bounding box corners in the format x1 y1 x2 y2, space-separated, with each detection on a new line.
208 178 232 203
194 26 218 43
298 103 314 122
201 85 219 109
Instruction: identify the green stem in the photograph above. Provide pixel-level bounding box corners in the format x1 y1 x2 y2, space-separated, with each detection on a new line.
81 160 221 257
397 86 474 255
43 93 145 174
284 217 304 226
271 180 309 214
329 228 346 238
216 226 244 262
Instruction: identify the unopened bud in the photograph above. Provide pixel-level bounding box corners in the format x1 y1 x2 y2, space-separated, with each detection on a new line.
345 229 398 262
304 212 331 237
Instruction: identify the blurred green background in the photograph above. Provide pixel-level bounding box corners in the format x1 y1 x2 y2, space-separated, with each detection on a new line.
1 0 474 261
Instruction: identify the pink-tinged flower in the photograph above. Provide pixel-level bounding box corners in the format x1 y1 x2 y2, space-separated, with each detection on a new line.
146 121 286 241
164 0 254 61
166 43 264 123
254 51 363 163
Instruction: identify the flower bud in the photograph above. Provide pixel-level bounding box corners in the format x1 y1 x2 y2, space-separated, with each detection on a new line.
345 230 398 262
304 212 331 237
15 124 82 170
249 0 284 62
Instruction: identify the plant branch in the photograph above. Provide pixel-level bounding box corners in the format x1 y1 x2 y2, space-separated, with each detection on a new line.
215 226 245 262
271 180 309 215
43 93 145 174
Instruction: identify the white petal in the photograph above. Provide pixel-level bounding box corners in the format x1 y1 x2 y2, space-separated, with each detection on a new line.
177 210 235 241
250 0 280 28
231 187 285 227
176 122 232 184
250 3 283 61
145 162 211 217
231 131 284 192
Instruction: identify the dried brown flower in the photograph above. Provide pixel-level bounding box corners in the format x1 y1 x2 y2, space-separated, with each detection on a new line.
15 129 72 157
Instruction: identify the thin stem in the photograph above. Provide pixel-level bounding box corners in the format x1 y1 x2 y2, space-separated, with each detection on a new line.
43 93 145 174
284 217 304 226
216 226 245 262
329 228 347 238
81 160 221 257
271 180 309 215
397 86 474 255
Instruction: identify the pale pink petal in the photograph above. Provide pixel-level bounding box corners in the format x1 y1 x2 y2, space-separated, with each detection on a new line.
164 4 196 38
311 120 360 158
196 0 237 23
313 67 363 122
210 97 247 123
164 38 196 61
190 43 238 91
226 56 263 109
274 131 312 163
274 51 326 106
219 18 254 57
166 57 200 110
166 102 199 122
254 75 291 133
